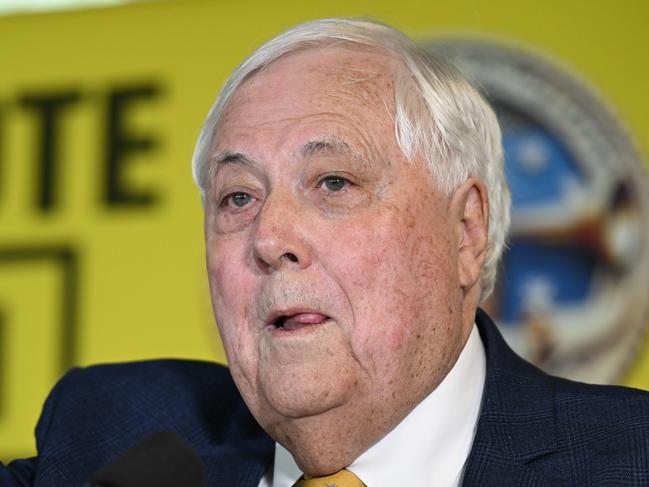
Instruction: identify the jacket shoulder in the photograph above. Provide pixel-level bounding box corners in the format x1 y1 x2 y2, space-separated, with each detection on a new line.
472 310 649 485
37 358 248 444
33 359 270 486
522 377 649 485
49 358 237 406
554 378 649 454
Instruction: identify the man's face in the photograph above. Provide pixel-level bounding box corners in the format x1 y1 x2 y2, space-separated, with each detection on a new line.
204 46 474 462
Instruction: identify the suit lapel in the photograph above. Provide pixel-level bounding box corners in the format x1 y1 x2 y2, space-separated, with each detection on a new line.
463 310 564 486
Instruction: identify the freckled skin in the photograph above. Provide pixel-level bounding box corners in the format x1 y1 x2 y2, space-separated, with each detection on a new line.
204 46 488 475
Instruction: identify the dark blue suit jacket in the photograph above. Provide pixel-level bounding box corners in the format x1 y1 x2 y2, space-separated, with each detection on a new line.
3 310 649 486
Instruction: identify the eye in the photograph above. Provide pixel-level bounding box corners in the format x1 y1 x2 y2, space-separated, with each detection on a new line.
222 191 252 208
319 175 349 192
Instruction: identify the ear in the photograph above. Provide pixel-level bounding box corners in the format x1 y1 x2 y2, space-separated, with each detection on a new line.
450 177 489 291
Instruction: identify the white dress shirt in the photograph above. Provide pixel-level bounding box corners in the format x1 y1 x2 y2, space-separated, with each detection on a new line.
259 324 486 487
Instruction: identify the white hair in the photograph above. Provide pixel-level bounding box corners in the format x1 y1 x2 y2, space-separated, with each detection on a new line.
191 18 510 301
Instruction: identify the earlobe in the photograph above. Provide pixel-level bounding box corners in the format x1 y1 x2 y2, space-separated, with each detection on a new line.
453 178 489 291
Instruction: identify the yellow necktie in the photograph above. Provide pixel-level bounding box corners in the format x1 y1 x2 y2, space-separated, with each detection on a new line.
295 468 366 487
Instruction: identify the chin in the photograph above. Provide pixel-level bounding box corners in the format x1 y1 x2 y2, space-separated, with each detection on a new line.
295 455 357 478
282 416 367 478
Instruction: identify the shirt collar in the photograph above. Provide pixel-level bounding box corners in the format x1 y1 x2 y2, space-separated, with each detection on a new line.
271 324 486 487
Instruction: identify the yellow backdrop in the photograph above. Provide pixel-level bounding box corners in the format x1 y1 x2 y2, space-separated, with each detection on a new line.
1 0 648 460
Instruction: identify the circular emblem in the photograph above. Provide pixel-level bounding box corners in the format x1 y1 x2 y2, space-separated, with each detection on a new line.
426 40 649 383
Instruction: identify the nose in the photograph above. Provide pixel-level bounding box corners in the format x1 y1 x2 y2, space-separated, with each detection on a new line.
252 191 312 272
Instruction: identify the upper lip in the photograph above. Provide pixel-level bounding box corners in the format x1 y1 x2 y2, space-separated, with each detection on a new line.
264 308 330 328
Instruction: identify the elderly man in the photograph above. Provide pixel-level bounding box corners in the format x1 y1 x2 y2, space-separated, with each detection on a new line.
3 18 649 487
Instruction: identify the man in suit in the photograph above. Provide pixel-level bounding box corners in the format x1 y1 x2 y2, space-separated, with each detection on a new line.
3 18 649 487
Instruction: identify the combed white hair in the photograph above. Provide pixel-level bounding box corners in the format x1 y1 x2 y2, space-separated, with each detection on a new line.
191 18 511 301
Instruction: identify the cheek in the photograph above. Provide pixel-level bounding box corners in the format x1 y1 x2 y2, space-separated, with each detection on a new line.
207 237 251 306
324 203 458 363
322 215 415 352
206 238 257 357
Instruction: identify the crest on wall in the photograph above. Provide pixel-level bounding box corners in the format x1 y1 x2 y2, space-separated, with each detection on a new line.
427 40 649 383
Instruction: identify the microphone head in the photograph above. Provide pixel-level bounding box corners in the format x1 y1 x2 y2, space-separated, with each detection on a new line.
85 431 204 487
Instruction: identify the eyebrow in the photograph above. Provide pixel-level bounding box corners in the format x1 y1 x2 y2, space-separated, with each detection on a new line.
210 151 256 168
207 150 257 183
207 137 367 183
301 137 364 161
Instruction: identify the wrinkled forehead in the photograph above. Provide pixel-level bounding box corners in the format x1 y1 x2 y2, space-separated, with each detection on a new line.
216 45 400 131
206 45 407 177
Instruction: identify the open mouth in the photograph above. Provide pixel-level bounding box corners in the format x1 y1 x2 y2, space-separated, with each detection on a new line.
270 312 330 331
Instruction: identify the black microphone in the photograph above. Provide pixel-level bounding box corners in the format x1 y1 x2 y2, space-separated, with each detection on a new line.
84 431 204 487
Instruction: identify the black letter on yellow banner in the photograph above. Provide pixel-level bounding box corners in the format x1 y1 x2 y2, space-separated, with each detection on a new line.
104 83 161 207
19 91 82 211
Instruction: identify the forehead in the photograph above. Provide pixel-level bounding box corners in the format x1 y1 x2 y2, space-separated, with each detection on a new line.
211 46 400 160
236 45 396 110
